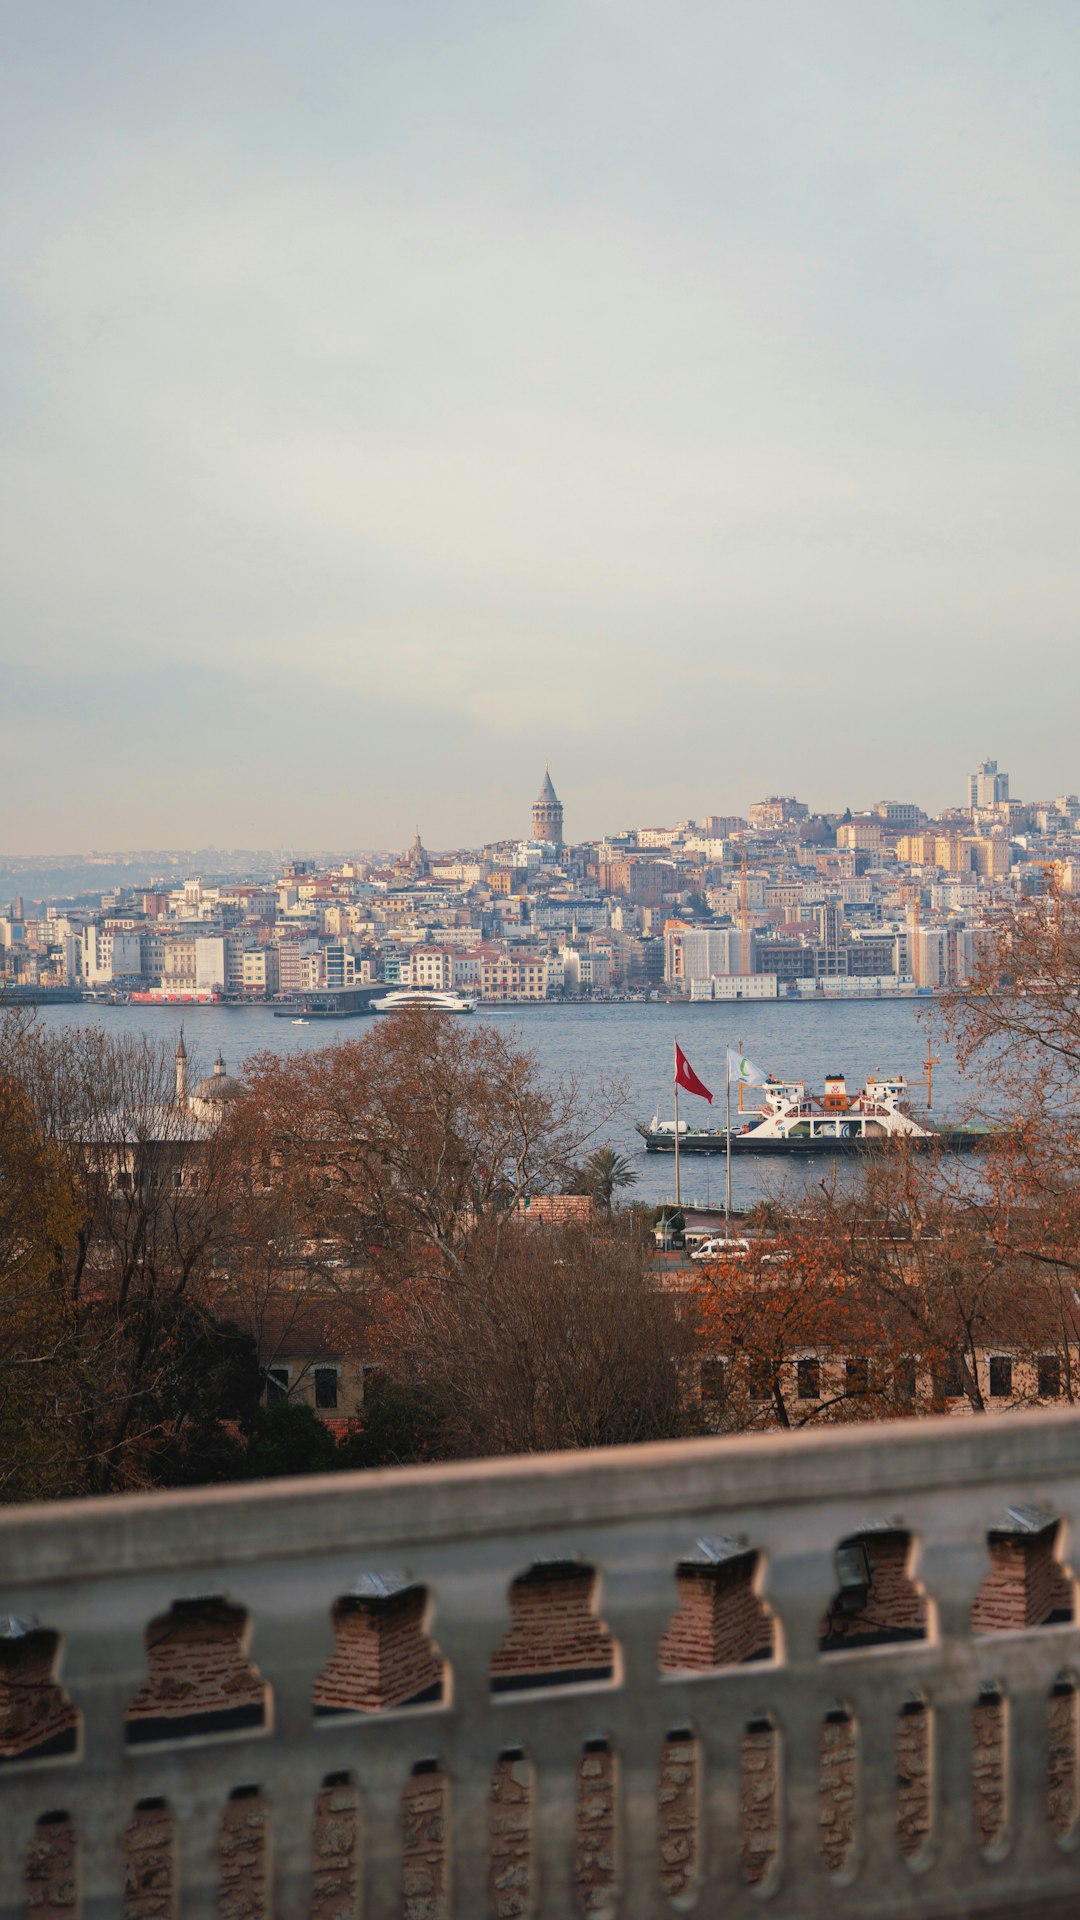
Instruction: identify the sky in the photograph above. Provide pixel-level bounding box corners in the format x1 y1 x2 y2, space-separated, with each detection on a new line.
2 1 1079 853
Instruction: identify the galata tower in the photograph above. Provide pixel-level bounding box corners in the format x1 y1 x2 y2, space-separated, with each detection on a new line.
531 767 564 847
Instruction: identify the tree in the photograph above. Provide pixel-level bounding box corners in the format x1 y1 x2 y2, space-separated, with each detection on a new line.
694 1147 1066 1430
369 1216 696 1457
569 1146 638 1209
0 1058 79 1497
0 1015 259 1494
0 1007 630 1494
233 1007 623 1277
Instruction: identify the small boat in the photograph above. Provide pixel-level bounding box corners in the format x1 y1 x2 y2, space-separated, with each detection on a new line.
371 989 475 1014
292 1018 309 1025
637 1074 986 1156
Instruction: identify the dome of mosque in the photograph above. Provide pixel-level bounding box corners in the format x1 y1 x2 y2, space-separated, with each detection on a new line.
191 1054 242 1106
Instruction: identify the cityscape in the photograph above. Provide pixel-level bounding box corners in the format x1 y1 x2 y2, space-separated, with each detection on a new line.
5 3 1080 1915
3 755 1077 1009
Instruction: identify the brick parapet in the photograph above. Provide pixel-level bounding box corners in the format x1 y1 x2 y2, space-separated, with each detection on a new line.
490 1567 613 1685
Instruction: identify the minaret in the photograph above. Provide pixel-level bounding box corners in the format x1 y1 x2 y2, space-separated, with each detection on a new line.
175 1029 189 1109
532 766 564 848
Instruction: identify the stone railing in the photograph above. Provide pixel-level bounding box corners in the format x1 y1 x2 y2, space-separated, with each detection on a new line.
4 1411 1080 1917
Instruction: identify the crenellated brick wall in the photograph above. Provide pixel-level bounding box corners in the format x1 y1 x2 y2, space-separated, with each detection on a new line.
819 1534 927 1650
972 1531 1072 1634
402 1763 448 1920
314 1590 443 1715
658 1556 773 1672
488 1751 532 1920
657 1733 698 1901
125 1601 264 1740
574 1741 618 1914
0 1633 78 1761
490 1565 614 1690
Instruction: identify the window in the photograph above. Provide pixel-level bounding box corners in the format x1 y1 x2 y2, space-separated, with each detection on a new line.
796 1357 821 1401
933 1354 963 1400
748 1359 772 1403
845 1357 869 1396
895 1356 917 1401
989 1355 1013 1399
701 1359 727 1402
266 1367 290 1402
314 1367 339 1410
1039 1354 1063 1399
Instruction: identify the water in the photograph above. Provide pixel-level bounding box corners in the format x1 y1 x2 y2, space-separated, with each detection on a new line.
24 996 970 1209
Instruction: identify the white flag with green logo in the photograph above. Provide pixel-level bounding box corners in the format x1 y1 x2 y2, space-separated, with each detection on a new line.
727 1048 768 1085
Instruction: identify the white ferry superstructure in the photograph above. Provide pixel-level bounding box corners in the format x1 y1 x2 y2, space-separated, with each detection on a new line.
637 1074 984 1155
371 988 476 1014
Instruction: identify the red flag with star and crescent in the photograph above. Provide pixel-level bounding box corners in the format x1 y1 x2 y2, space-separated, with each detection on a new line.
675 1043 713 1104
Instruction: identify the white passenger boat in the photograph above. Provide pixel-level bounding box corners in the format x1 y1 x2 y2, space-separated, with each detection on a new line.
371 988 476 1014
637 1074 984 1155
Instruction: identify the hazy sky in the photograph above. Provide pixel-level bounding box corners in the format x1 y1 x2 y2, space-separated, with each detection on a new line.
2 2 1079 853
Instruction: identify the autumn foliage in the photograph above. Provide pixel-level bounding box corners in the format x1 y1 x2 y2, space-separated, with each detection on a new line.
697 887 1080 1428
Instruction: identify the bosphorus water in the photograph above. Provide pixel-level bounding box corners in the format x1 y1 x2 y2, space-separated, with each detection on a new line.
28 997 973 1210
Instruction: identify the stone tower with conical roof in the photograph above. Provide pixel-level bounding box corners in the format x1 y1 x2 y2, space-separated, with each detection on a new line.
532 767 564 848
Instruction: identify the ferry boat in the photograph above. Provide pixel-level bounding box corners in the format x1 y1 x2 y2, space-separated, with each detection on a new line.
371 988 476 1015
636 1074 985 1156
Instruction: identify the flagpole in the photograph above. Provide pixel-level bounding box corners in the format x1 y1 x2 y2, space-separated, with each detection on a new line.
725 1048 733 1234
673 1037 681 1211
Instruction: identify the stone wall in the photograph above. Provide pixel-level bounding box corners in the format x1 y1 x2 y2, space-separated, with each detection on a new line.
819 1711 857 1874
895 1701 932 1858
312 1773 360 1920
24 1814 79 1920
972 1691 1007 1852
657 1733 698 1901
402 1763 448 1920
122 1800 174 1920
1047 1680 1079 1840
488 1750 532 1920
739 1720 779 1886
574 1741 618 1914
219 1787 269 1920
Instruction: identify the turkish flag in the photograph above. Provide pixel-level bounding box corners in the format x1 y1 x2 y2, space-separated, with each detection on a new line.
675 1043 713 1103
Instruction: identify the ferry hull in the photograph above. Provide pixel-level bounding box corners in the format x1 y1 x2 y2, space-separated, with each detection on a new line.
637 1128 984 1156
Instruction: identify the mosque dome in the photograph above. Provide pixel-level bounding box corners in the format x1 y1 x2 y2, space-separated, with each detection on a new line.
190 1054 242 1110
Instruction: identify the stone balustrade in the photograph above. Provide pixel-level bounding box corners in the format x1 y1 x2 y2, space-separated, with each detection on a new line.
3 1410 1080 1916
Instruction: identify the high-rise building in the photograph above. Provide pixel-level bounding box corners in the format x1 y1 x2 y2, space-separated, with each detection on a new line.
967 760 1009 811
531 768 564 847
